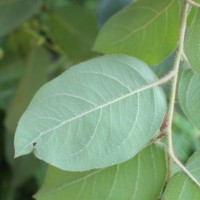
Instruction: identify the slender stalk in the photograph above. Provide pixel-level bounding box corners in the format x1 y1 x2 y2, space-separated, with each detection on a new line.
188 0 200 8
166 1 200 188
167 1 190 156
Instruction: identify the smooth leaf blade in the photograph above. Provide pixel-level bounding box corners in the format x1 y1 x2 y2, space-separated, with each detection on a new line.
35 144 167 200
185 8 200 73
93 0 180 65
164 150 200 200
14 55 166 171
0 0 42 36
178 70 200 130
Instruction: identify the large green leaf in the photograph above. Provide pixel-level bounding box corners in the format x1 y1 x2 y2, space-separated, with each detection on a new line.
164 149 200 200
48 4 97 61
14 55 166 171
93 0 180 65
35 144 167 200
5 47 51 133
0 0 42 37
178 70 200 130
185 8 200 73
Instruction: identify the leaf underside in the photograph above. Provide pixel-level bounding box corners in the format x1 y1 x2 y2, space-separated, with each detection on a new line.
14 55 166 171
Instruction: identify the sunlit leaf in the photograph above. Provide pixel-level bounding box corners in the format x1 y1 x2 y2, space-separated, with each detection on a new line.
93 0 180 65
14 55 166 171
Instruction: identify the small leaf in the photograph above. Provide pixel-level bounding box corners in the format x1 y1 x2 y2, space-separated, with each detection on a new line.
93 0 180 65
35 144 167 200
164 149 200 200
185 8 200 73
0 0 42 36
48 4 97 61
178 70 200 130
14 55 166 171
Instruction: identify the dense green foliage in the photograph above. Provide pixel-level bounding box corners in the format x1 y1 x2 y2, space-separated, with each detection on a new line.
0 0 200 200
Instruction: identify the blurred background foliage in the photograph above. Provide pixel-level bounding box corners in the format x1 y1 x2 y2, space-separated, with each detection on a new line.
0 0 200 199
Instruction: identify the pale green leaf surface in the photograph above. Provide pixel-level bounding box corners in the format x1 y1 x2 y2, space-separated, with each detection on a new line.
93 0 179 65
14 55 166 171
0 0 42 36
164 149 200 200
185 8 200 73
49 4 97 61
6 47 51 132
178 70 200 130
35 144 167 200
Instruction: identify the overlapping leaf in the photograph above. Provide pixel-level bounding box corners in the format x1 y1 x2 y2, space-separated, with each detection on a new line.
93 0 180 65
164 149 200 200
0 0 42 36
185 8 200 73
178 70 200 130
35 144 167 200
14 55 166 171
